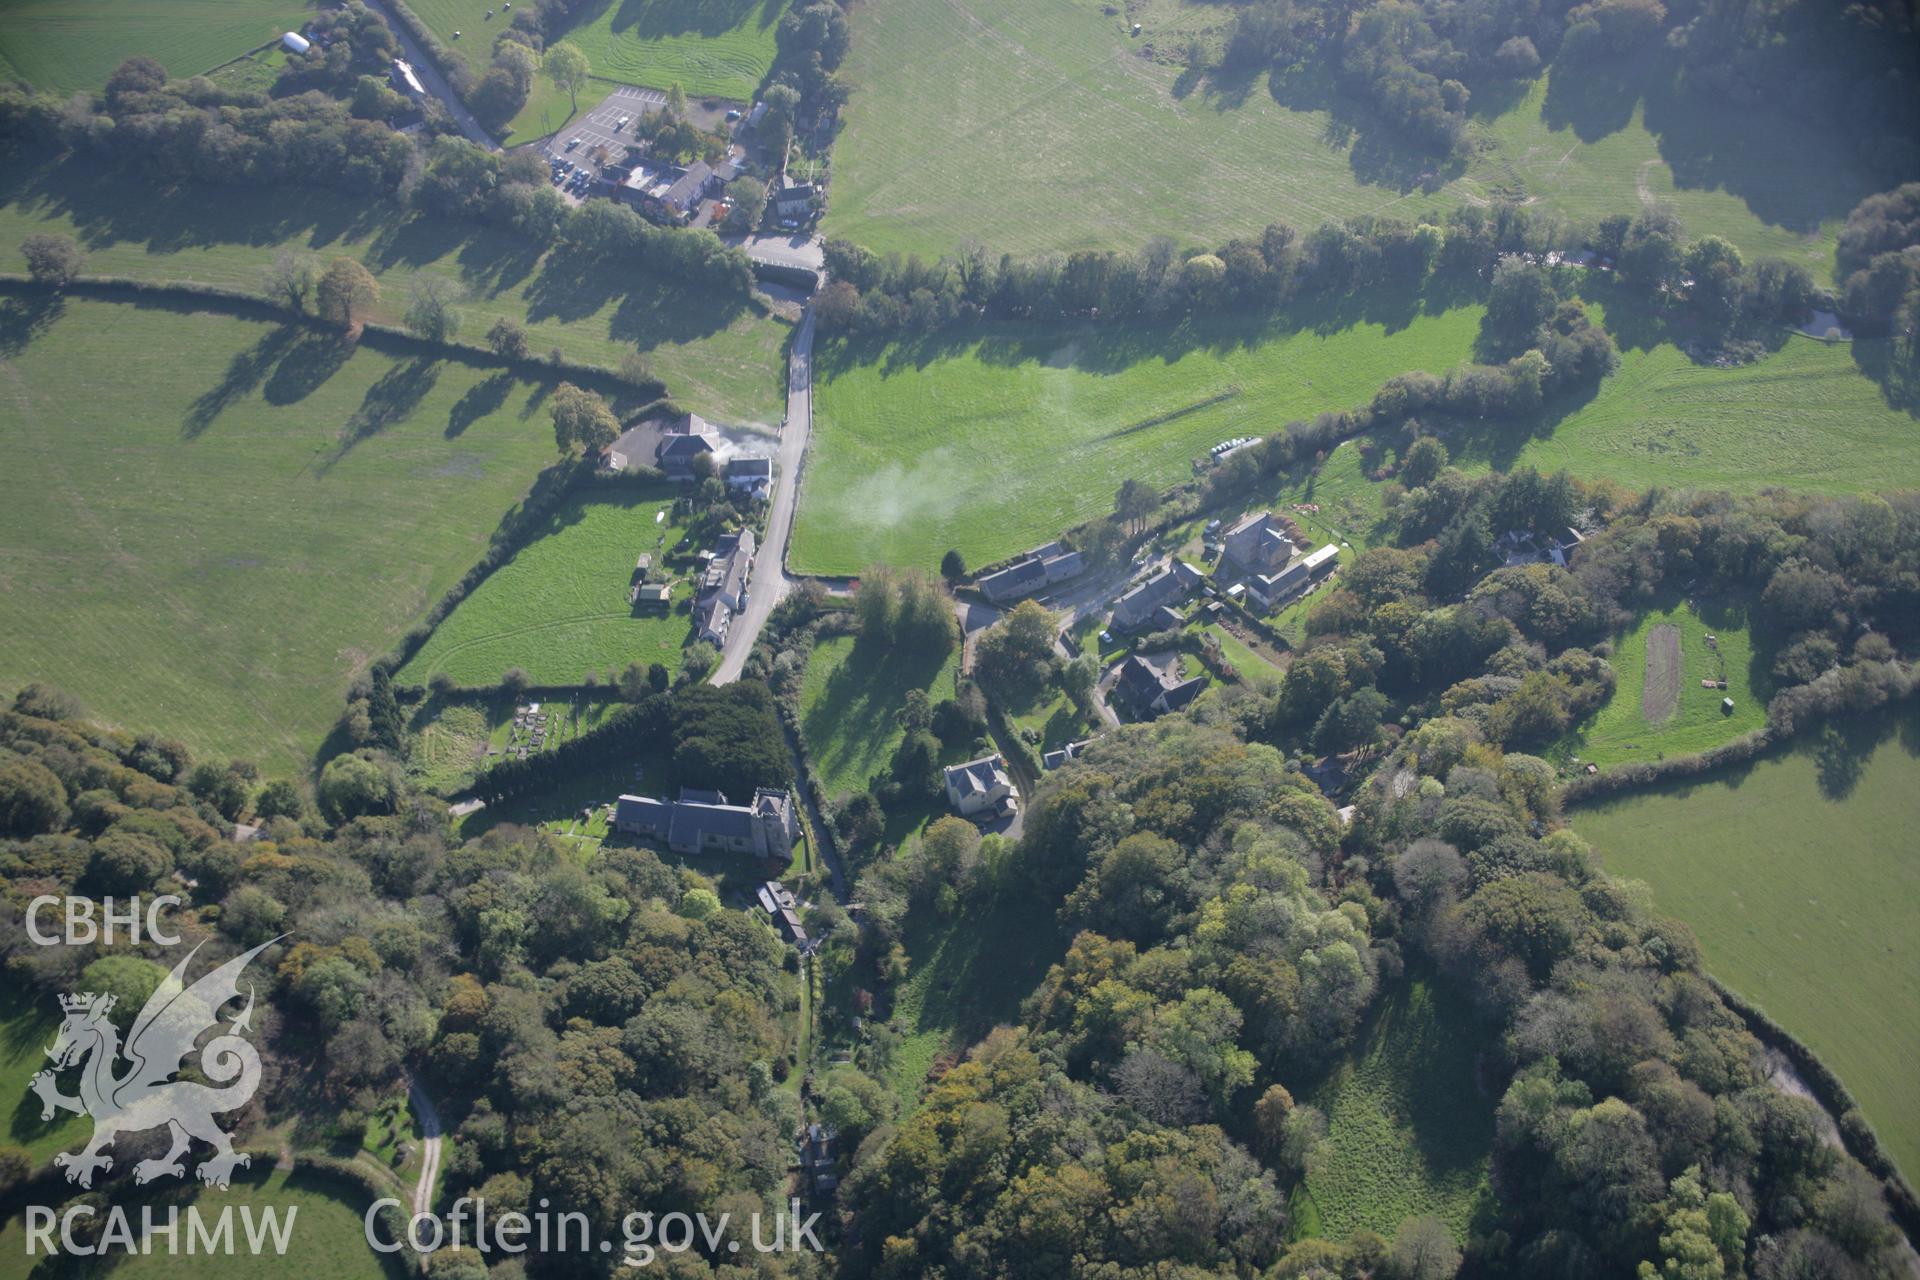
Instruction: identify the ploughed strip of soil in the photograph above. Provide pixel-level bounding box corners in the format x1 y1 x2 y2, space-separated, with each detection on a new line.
1642 622 1682 725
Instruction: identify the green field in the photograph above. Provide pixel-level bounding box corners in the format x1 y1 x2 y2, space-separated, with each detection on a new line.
825 0 1896 266
799 632 960 799
396 486 696 688
0 159 790 424
1574 706 1920 1184
0 0 311 96
1300 979 1495 1243
0 297 557 775
1485 332 1920 497
1 989 89 1166
1557 601 1766 768
790 302 1485 574
412 0 786 101
502 74 619 147
0 1166 396 1280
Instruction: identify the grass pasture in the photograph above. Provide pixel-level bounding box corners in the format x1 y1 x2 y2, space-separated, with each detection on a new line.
1300 979 1495 1244
411 0 787 101
395 485 696 688
1479 330 1920 497
826 0 1900 266
0 0 312 97
1573 706 1920 1184
0 297 558 775
0 157 791 424
1557 601 1767 768
791 302 1484 574
0 1165 398 1280
404 690 623 794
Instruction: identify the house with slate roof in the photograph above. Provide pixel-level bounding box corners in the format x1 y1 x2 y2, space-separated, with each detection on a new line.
1111 560 1203 631
943 754 1016 820
976 540 1086 603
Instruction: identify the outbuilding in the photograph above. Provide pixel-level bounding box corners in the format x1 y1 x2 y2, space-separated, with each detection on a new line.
281 31 311 54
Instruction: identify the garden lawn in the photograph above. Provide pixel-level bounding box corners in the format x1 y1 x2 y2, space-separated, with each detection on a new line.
1199 622 1284 687
0 1166 398 1280
404 691 623 794
1300 978 1495 1244
799 632 960 799
0 0 311 96
1473 332 1920 497
1556 600 1766 768
790 303 1484 574
0 297 556 776
0 158 790 424
396 486 696 688
410 0 786 100
826 0 1896 265
1573 706 1920 1186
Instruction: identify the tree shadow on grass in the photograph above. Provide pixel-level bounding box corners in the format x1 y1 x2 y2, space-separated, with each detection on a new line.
1848 336 1920 418
183 324 302 437
262 329 353 406
803 638 951 792
0 290 64 359
448 370 516 437
317 356 443 473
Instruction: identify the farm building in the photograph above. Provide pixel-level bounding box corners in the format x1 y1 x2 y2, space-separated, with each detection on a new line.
389 58 426 97
1219 511 1294 575
281 31 311 54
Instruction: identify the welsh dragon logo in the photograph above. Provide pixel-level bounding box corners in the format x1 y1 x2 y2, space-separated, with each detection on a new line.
29 938 280 1190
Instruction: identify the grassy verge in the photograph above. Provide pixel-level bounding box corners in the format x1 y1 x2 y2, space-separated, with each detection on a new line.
1573 704 1920 1185
0 297 557 775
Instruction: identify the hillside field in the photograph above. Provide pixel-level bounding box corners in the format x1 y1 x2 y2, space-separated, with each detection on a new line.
0 0 311 97
0 158 791 425
824 0 1897 266
411 0 786 101
1 989 89 1165
1300 979 1495 1243
0 297 559 775
1574 707 1920 1184
790 302 1485 574
396 485 695 688
1556 600 1768 768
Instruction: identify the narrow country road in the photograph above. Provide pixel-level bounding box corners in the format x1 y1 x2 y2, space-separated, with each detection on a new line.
362 0 500 151
408 1076 443 1225
713 307 814 684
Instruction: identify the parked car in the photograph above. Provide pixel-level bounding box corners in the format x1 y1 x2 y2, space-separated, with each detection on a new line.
565 136 581 150
725 108 741 122
614 115 630 131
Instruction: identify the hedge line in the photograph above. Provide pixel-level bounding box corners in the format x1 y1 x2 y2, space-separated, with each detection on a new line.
380 0 476 101
0 275 668 402
1706 976 1920 1241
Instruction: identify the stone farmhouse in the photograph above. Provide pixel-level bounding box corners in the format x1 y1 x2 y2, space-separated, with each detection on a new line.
694 528 755 646
975 541 1086 604
1111 560 1203 632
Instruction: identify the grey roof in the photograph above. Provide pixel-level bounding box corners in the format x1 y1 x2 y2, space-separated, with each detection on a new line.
1041 550 1084 580
1113 560 1202 627
944 755 1008 796
679 787 728 806
658 432 716 463
977 556 1047 599
662 161 713 210
670 799 754 846
726 454 773 478
615 794 672 833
